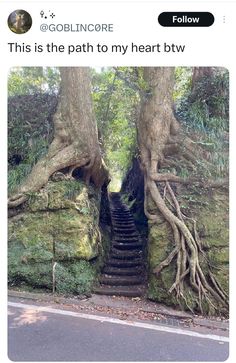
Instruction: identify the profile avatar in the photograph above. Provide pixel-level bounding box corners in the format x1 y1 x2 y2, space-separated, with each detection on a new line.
8 10 32 34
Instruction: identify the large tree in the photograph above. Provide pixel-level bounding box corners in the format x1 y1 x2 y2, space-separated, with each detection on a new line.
137 67 228 313
8 67 109 208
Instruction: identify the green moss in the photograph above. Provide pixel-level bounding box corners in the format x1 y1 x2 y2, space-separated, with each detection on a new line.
147 223 178 305
55 261 97 295
8 180 103 294
8 242 52 288
148 223 172 270
27 180 85 211
184 190 229 248
208 247 229 265
197 211 228 248
8 242 97 294
148 271 178 307
9 213 54 254
9 182 101 261
212 267 229 296
147 187 229 314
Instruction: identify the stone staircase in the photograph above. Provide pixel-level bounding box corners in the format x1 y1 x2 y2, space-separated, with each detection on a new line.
94 193 146 297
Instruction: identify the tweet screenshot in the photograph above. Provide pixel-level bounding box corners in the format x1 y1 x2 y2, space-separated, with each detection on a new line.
1 0 235 361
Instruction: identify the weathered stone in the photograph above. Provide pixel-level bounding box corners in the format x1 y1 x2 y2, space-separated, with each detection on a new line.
8 180 102 293
148 223 173 269
27 180 83 211
147 222 178 305
54 261 97 294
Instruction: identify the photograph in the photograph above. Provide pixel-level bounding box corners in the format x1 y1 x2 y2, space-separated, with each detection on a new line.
8 9 32 34
8 66 229 361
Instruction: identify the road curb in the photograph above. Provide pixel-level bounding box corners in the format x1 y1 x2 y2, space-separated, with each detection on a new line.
8 289 229 332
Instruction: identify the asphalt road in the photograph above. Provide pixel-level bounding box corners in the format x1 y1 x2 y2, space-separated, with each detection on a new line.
8 301 229 361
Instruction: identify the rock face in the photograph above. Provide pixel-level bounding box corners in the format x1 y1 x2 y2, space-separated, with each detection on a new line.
8 180 103 294
147 188 229 314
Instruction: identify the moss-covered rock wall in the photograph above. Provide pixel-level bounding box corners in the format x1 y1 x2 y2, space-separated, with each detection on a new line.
147 186 229 314
8 179 106 295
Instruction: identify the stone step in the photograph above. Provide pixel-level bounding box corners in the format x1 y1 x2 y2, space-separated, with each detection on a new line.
99 274 144 286
114 235 139 242
113 240 140 246
93 284 145 297
113 228 137 234
111 247 142 255
114 226 136 230
112 242 142 250
111 212 133 219
111 215 134 219
111 210 129 214
113 223 136 228
112 221 134 226
113 226 136 231
111 210 131 215
111 212 132 216
97 192 146 298
107 258 143 268
113 219 134 222
103 266 143 276
113 234 138 239
113 230 137 235
113 234 139 239
110 249 142 260
112 220 135 224
112 217 135 224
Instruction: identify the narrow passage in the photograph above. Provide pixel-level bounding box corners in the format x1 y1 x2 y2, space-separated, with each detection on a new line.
94 192 146 296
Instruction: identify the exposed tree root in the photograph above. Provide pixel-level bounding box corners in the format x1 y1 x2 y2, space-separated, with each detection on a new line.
8 68 109 209
8 152 90 208
135 67 228 314
147 176 228 313
150 170 228 189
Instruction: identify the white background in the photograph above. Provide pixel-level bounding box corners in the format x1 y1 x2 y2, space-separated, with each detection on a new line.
0 1 235 362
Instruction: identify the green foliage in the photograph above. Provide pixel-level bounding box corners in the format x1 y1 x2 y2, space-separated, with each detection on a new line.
175 68 229 179
43 179 84 203
92 68 139 190
8 67 60 96
176 68 229 133
8 68 60 193
174 67 192 101
8 93 58 193
121 193 136 209
8 164 32 194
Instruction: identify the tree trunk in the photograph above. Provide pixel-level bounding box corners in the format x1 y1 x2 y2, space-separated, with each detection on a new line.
8 67 109 208
137 68 179 177
137 67 228 314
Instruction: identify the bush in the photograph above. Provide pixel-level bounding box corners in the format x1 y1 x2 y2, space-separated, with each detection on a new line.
176 70 229 133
